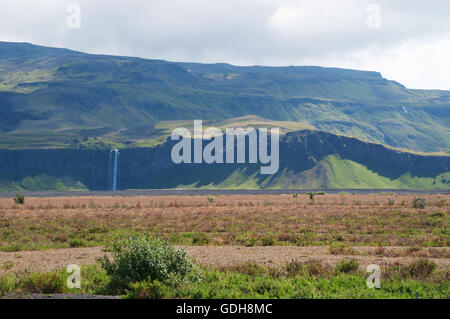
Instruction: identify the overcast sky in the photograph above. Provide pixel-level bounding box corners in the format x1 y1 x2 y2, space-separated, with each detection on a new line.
1 0 449 89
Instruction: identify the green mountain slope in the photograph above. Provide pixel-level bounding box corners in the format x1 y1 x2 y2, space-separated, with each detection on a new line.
159 156 450 190
0 42 449 152
1 130 448 191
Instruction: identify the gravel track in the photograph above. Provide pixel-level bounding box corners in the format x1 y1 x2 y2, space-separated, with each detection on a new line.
1 246 449 274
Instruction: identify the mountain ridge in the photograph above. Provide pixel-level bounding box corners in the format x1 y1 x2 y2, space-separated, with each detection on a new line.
0 41 448 190
0 41 449 152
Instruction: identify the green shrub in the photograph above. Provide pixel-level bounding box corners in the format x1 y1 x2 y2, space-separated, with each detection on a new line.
101 236 200 289
385 259 438 281
69 238 86 248
18 272 65 294
412 196 428 209
261 237 274 246
225 262 267 276
334 259 359 273
406 259 436 279
14 191 25 205
244 237 258 247
0 276 15 295
328 243 359 255
388 199 395 206
126 279 170 299
192 233 210 245
207 196 214 203
308 192 315 200
286 259 332 277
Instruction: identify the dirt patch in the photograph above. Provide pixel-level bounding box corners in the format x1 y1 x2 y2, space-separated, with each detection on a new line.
0 246 448 274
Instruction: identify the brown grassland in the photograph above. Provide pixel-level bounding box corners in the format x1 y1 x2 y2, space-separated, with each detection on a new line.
0 193 448 298
0 193 448 251
0 193 448 262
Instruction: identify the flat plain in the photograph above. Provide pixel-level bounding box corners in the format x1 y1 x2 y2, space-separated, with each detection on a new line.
0 193 448 251
0 193 448 298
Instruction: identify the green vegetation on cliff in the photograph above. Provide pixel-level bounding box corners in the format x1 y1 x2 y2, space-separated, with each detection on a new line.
161 155 450 190
0 174 87 192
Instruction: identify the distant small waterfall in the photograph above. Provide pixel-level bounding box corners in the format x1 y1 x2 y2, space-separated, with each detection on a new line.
108 149 120 191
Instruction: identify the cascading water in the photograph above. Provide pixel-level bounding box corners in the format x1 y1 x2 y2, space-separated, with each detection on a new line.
108 149 120 191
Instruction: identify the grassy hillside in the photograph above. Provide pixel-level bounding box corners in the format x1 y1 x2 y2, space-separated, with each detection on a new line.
143 155 450 190
0 42 449 152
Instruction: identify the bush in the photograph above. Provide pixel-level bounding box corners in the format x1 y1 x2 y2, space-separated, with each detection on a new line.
192 233 210 245
388 199 395 206
14 191 25 205
328 243 359 256
334 259 359 273
261 237 274 246
385 259 438 281
18 272 65 294
225 262 267 276
308 192 315 200
412 196 428 209
69 238 86 248
286 259 332 277
101 236 200 289
126 279 170 299
406 259 436 279
244 237 258 247
207 196 214 203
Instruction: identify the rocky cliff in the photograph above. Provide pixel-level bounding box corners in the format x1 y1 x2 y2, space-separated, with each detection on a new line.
0 130 448 191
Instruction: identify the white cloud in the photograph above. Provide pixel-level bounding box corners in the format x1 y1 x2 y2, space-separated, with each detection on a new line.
268 0 365 37
0 0 449 89
295 33 450 90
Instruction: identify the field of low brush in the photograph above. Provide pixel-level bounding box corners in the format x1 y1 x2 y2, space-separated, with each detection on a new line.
0 193 448 251
0 193 448 298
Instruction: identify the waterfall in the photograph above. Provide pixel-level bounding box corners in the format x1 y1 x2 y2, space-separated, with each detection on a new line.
90 150 96 189
108 149 120 191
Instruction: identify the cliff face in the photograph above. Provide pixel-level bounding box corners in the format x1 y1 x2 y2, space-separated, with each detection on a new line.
281 131 449 176
0 149 110 190
0 131 448 191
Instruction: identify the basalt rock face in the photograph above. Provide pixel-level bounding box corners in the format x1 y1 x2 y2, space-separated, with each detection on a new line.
0 149 110 190
0 131 449 191
280 131 449 177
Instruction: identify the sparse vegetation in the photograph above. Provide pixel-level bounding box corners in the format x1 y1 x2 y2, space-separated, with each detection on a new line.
0 194 448 251
13 191 24 205
334 259 359 273
329 243 359 256
100 236 200 290
413 196 428 209
0 258 447 299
